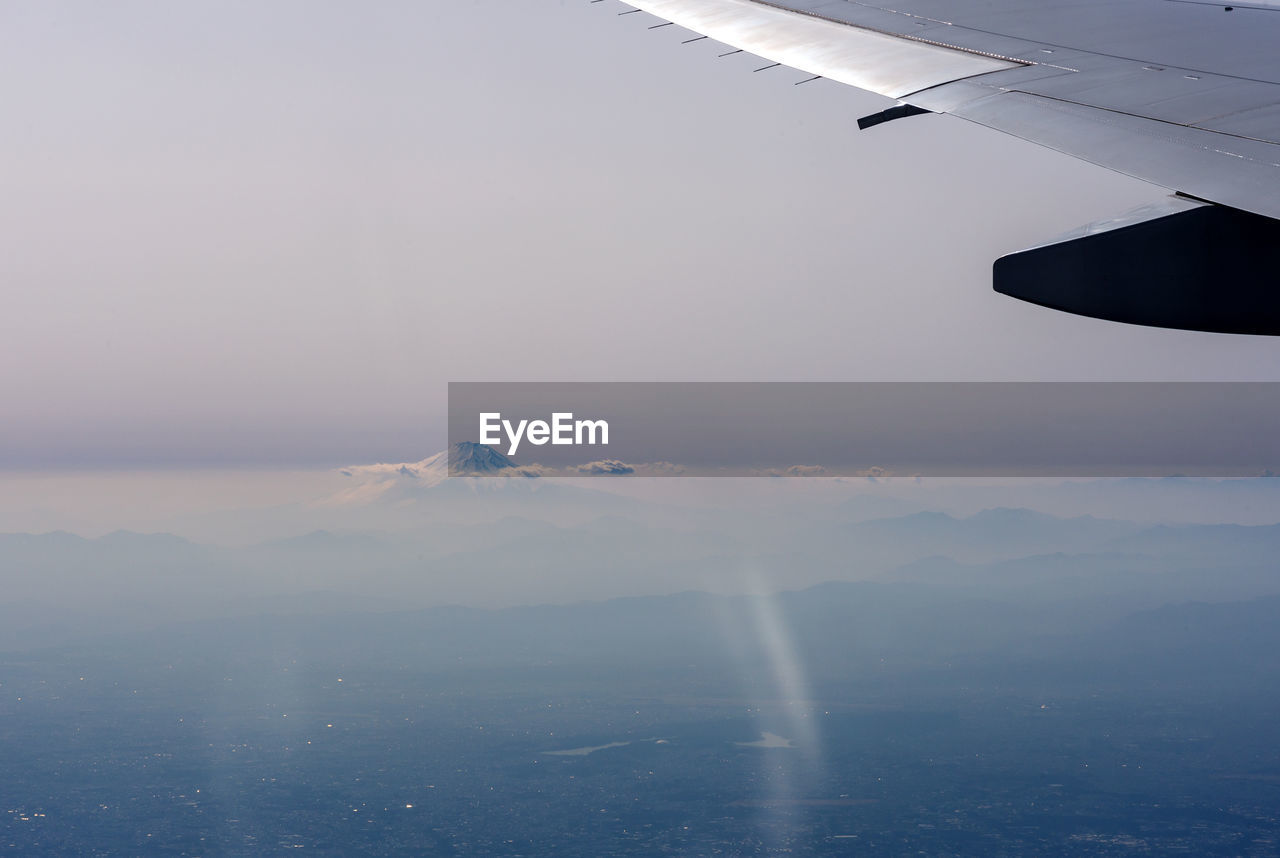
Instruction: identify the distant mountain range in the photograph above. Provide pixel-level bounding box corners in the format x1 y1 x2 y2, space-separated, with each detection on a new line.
46 575 1280 706
4 501 1280 652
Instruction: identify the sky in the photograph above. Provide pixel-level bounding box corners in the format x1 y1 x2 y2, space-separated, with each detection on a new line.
4 0 1280 469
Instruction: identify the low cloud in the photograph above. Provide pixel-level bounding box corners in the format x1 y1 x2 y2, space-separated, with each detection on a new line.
571 460 636 476
632 461 685 476
565 460 686 476
757 464 827 477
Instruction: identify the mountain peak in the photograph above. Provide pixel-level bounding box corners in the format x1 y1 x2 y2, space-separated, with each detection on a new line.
448 442 518 474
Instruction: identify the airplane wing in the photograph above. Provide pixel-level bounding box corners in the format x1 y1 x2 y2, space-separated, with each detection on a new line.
606 0 1280 334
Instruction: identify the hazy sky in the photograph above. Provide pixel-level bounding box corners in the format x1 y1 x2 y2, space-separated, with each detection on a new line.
4 0 1280 467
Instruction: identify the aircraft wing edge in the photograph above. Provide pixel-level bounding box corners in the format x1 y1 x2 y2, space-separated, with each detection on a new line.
624 0 1021 99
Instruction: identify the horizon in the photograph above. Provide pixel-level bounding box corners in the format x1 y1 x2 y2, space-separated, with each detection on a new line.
7 1 1280 853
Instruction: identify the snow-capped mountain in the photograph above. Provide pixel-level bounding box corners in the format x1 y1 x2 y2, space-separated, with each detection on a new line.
324 443 548 506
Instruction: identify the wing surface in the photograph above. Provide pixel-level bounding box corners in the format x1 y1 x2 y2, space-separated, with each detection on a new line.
623 0 1280 221
614 0 1280 332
